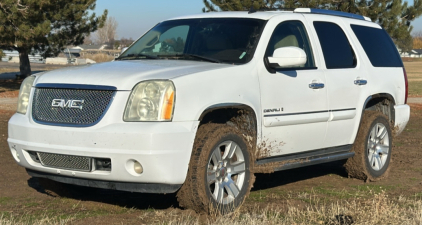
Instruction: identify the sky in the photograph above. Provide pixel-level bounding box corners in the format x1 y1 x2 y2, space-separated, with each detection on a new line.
93 0 422 40
93 0 205 40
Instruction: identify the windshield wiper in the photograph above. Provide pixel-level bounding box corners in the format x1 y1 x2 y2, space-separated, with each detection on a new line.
157 54 220 63
177 54 221 63
117 53 158 60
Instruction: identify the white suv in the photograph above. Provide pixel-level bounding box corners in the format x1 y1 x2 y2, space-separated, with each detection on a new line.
8 8 410 213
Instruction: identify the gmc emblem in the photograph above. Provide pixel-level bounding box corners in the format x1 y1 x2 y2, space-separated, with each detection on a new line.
51 99 84 110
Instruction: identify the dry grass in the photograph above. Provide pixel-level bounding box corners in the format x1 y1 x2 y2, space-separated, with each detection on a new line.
404 61 422 96
163 192 422 225
404 61 422 82
0 66 65 74
82 53 115 63
409 81 422 97
0 68 19 74
0 214 74 225
402 57 422 62
2 192 420 225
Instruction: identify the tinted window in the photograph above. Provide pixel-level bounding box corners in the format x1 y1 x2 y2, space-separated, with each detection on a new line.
266 21 315 68
314 22 356 69
119 18 266 64
351 25 403 67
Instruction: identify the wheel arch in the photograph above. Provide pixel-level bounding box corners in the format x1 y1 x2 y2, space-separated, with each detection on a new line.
198 103 258 138
352 93 396 143
362 93 396 123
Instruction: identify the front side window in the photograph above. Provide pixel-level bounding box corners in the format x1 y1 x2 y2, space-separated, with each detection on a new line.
314 21 356 69
119 18 266 64
265 20 315 69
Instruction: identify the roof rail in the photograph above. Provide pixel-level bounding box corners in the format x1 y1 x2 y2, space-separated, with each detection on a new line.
248 7 295 14
294 8 371 21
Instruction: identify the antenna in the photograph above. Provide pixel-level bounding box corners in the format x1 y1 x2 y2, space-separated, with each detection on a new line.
248 5 257 14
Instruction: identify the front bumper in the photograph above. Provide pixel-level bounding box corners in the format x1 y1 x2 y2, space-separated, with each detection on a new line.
27 169 182 193
8 112 199 188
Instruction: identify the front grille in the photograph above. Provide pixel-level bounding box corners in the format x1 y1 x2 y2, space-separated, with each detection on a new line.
32 88 115 126
37 152 92 172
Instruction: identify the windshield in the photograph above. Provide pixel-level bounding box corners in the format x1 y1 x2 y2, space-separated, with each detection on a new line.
118 18 266 64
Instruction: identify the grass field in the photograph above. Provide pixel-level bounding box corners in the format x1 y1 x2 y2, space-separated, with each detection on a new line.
0 191 421 224
404 61 422 97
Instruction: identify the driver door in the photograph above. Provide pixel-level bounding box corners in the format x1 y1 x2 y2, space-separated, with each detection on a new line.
258 18 329 156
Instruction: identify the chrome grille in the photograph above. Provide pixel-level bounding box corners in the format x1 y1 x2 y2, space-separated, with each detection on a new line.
37 152 91 172
32 88 115 126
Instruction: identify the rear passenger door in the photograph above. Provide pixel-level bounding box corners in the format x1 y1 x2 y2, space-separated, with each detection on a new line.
305 16 367 147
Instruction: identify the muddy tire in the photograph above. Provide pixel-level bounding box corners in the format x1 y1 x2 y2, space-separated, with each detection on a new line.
177 123 254 214
345 111 393 181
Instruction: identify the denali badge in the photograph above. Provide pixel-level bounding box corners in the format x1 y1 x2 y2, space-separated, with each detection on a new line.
51 99 85 110
263 108 283 113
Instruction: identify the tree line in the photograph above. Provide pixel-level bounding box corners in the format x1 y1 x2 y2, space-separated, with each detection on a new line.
203 0 422 54
1 0 422 77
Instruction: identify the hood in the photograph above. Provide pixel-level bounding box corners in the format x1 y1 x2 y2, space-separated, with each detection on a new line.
35 60 233 90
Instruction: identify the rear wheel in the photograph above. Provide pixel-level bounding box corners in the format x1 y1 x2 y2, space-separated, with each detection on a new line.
177 124 254 214
345 111 392 181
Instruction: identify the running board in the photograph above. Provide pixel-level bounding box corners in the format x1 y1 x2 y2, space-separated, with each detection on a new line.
256 145 354 172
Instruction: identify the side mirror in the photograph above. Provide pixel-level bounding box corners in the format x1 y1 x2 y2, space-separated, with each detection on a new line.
267 47 307 68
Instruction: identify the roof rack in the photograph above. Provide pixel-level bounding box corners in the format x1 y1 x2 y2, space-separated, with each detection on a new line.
248 7 295 14
294 8 371 21
246 7 371 21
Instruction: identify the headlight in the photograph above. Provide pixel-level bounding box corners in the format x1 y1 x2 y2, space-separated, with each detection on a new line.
124 80 175 121
17 76 36 114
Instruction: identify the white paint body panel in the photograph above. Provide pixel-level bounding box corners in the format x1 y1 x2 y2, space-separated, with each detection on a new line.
8 90 199 184
394 104 410 135
256 14 328 155
35 60 233 90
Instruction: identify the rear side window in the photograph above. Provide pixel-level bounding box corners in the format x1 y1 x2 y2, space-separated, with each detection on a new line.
351 25 403 67
314 22 356 69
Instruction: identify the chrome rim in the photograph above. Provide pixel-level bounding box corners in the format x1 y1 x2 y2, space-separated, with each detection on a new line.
367 122 390 171
207 140 246 204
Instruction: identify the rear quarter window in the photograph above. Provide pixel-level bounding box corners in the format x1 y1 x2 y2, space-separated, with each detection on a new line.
350 25 403 67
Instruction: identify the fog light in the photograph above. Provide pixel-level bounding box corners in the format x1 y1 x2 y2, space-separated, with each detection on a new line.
134 161 143 174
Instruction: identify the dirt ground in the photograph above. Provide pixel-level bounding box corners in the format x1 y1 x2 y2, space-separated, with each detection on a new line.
0 63 421 224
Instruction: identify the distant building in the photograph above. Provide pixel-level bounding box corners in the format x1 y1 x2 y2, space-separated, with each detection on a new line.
1 50 44 63
63 48 82 58
72 44 108 50
400 49 422 58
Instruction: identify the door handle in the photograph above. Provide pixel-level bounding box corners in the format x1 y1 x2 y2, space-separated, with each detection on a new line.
354 79 367 86
309 83 325 89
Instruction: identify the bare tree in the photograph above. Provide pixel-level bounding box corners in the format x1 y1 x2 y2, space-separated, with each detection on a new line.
83 34 94 45
120 37 134 47
95 16 118 45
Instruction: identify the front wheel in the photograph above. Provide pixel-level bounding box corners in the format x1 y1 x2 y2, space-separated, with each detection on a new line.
345 111 393 181
177 124 254 214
